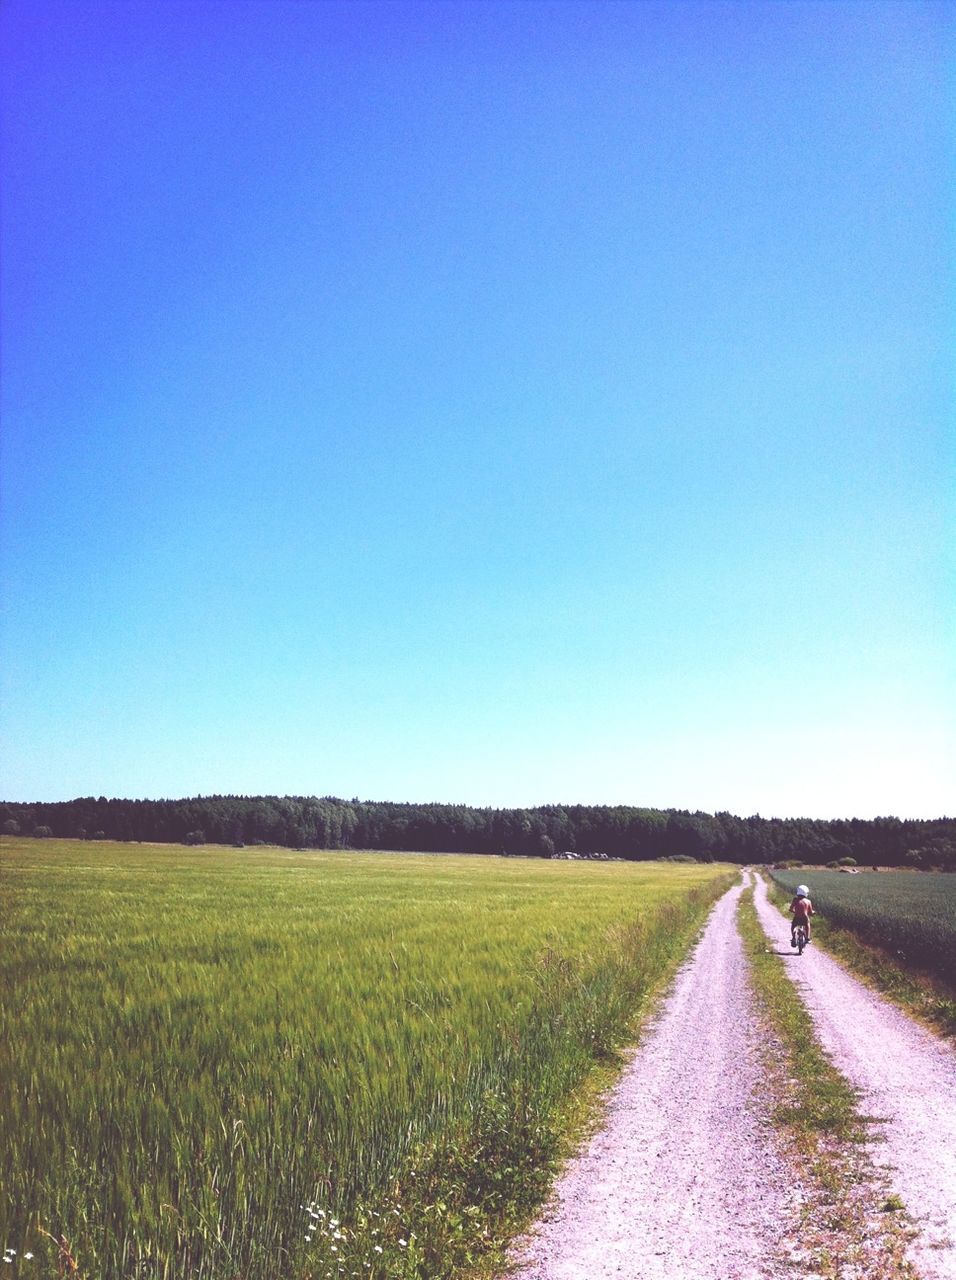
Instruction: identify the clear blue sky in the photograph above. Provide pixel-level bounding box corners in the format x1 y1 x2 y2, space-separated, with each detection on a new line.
1 0 952 818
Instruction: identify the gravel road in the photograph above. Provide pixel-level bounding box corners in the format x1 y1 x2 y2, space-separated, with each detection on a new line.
753 873 956 1280
510 875 799 1280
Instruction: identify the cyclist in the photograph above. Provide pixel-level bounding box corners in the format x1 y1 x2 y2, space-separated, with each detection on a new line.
789 884 814 947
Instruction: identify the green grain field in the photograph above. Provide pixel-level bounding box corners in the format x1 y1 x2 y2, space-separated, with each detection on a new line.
1 839 732 1280
770 869 956 983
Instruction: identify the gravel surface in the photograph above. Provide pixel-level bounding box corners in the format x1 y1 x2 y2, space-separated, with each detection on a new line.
753 873 956 1280
510 876 799 1280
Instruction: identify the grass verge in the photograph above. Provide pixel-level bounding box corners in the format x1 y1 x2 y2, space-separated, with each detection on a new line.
764 875 956 1039
737 880 916 1280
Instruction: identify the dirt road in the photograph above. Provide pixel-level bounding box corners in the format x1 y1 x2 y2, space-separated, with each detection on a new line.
511 874 800 1280
753 874 956 1280
510 872 956 1280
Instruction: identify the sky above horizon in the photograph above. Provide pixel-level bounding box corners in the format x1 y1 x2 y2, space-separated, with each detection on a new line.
1 0 953 820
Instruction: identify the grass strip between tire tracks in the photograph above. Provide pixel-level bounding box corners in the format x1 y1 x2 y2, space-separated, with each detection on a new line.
737 880 917 1280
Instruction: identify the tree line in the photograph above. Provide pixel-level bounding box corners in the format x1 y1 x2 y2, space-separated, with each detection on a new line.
1 795 954 868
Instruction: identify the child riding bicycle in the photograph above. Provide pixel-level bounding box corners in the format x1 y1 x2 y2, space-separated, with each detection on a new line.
789 885 814 947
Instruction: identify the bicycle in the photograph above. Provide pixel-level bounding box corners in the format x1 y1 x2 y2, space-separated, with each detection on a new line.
792 922 808 955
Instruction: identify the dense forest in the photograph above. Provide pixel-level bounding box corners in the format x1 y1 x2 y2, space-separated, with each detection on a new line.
1 795 954 868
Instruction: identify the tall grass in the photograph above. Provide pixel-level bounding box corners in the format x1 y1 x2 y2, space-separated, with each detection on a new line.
1 840 732 1279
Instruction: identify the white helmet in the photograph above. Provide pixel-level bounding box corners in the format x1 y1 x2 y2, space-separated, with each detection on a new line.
796 884 809 897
